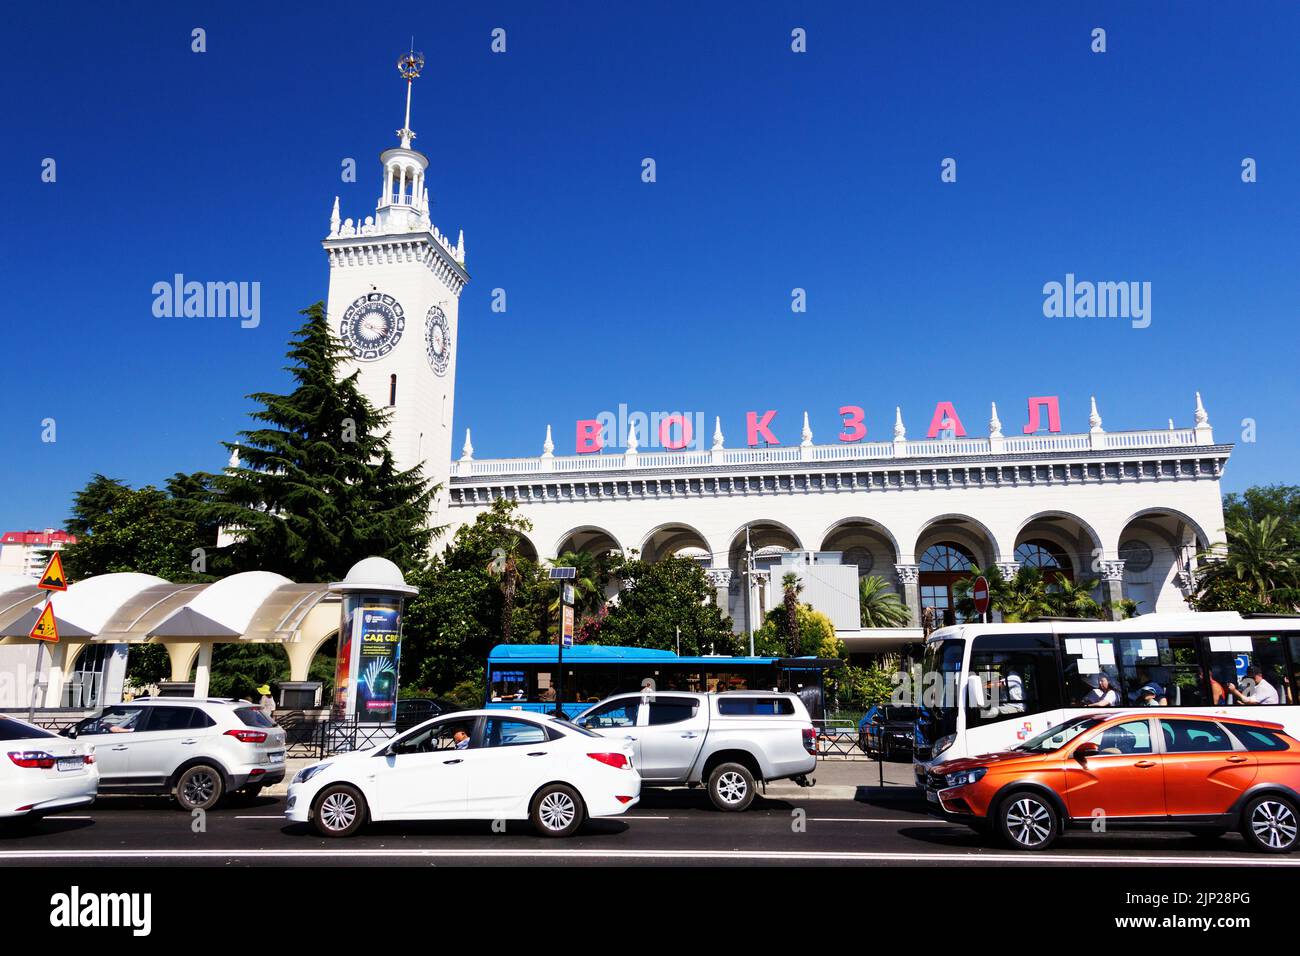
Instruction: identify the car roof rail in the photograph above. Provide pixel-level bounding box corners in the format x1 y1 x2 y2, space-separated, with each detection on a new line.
1240 612 1300 619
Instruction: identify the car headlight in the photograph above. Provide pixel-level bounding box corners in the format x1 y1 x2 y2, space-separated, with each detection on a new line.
293 762 331 785
944 767 987 788
933 734 957 757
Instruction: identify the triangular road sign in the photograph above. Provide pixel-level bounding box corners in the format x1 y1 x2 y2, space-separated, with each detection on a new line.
30 601 59 643
37 552 68 592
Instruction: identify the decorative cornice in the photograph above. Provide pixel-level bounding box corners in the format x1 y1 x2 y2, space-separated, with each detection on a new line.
705 568 733 588
323 234 468 294
447 444 1233 507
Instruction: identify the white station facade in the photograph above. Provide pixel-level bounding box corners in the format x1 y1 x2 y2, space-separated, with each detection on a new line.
325 65 1233 656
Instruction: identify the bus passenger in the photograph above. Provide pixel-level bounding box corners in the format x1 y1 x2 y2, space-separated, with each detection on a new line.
1082 675 1117 707
1230 666 1280 705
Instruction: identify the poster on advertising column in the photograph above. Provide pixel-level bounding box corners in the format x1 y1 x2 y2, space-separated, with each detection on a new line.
356 606 402 723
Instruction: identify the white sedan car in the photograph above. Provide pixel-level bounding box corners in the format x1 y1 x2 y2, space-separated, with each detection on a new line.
286 709 640 837
1 714 98 820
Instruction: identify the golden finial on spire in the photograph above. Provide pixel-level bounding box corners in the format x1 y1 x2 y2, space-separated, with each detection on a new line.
396 46 424 148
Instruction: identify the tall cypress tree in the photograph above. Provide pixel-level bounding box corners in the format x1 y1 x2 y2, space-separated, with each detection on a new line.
203 302 436 581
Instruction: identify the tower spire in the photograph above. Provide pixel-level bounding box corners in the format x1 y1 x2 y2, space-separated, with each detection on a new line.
396 48 424 149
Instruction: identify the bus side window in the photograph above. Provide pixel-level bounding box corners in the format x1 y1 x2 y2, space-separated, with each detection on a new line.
965 634 1061 726
1207 635 1288 706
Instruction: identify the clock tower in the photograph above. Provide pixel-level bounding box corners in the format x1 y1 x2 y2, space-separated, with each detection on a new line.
323 50 468 521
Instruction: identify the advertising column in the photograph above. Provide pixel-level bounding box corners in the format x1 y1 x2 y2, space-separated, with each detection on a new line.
329 558 419 724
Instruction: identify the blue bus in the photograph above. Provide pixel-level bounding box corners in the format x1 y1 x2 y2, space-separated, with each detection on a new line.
484 644 839 719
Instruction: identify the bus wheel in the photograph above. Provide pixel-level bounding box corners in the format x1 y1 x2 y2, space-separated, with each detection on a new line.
997 790 1059 850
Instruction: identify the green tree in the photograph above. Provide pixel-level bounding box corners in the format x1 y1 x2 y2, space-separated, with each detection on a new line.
401 500 549 696
1195 515 1299 608
62 475 214 582
1223 485 1300 540
591 556 739 655
200 302 435 582
858 574 911 628
781 572 804 655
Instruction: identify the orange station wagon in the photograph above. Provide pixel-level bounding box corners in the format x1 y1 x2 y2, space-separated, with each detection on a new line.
928 712 1300 852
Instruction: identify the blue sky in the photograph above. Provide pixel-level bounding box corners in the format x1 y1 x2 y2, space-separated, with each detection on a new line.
2 1 1297 531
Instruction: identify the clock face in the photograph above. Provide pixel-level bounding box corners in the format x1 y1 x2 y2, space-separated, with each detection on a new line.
425 305 451 375
339 293 405 361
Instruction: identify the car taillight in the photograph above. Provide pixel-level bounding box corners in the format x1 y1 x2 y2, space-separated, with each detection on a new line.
224 729 268 744
802 727 817 754
615 795 634 804
83 754 95 765
8 751 56 769
588 752 631 770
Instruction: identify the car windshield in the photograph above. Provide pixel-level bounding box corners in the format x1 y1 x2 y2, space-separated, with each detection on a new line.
550 719 601 738
1014 716 1105 753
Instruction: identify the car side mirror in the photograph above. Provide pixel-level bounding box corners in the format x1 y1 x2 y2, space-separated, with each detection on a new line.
1073 742 1099 762
62 726 76 738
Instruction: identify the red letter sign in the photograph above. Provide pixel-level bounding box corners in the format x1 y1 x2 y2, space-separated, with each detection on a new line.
746 410 779 446
1023 396 1062 434
658 414 693 450
926 402 967 439
576 419 603 453
838 405 866 442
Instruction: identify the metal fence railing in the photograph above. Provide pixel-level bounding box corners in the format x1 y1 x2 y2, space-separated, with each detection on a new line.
813 719 867 760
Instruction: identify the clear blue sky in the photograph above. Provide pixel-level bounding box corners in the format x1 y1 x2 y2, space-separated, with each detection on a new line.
2 1 1297 532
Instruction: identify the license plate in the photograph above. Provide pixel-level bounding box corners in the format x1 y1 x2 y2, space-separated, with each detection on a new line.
57 756 83 772
926 789 939 804
267 752 284 765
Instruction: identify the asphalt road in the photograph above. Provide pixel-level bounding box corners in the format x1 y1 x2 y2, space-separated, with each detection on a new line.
1 788 1296 867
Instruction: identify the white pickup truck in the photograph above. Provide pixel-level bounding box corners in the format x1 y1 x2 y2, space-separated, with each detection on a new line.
574 691 817 811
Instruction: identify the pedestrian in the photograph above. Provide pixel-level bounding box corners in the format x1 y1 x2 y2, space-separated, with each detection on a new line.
257 684 276 718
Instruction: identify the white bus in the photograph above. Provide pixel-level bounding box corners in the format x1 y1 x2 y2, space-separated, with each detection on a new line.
912 611 1300 784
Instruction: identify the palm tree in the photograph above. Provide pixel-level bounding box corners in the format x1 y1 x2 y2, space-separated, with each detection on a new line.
1199 515 1300 604
858 575 911 628
1046 574 1103 619
486 533 522 643
548 550 608 618
782 572 803 656
954 564 1053 622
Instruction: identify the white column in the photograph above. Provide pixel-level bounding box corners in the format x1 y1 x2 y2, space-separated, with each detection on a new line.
384 165 393 203
194 642 214 699
41 642 67 708
399 167 407 204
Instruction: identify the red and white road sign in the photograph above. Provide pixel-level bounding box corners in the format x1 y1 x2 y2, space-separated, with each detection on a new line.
972 576 991 616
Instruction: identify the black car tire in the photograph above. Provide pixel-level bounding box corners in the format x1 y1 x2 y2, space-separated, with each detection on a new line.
1240 794 1300 853
174 764 224 812
996 790 1060 851
707 762 757 812
530 783 586 837
312 784 368 838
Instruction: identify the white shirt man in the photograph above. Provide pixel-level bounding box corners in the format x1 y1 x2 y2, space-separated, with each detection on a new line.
1234 669 1280 705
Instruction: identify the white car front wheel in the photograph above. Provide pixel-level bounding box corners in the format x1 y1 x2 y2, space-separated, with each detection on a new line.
313 784 367 838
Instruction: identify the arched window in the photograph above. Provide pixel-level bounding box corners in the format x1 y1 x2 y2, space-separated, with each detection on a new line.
920 544 972 572
1015 539 1073 583
919 543 974 623
389 374 397 407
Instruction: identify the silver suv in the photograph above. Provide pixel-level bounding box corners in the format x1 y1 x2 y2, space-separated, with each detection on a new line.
64 698 287 810
576 691 817 811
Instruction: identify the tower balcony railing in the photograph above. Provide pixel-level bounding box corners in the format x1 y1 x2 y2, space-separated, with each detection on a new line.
449 426 1211 479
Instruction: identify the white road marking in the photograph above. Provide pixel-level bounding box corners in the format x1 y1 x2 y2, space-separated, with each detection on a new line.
0 847 1287 865
809 817 958 825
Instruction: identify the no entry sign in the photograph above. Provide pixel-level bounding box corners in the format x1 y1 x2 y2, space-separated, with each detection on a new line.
972 576 991 616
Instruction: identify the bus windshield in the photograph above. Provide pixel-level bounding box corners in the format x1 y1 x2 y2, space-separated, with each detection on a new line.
1014 715 1106 753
